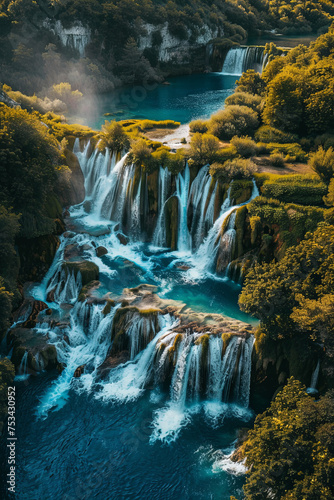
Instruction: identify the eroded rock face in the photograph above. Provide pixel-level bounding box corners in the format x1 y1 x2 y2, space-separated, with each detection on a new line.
62 260 99 286
12 299 49 329
7 328 59 374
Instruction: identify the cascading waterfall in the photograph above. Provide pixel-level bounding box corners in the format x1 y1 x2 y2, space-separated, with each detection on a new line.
307 360 320 394
176 163 191 252
16 351 29 381
188 180 259 279
73 141 260 268
97 314 177 403
152 167 172 247
222 46 267 75
151 330 254 442
37 301 121 417
189 165 217 251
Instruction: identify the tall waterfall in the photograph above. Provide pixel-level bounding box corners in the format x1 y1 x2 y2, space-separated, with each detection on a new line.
222 46 267 75
151 330 255 442
72 141 259 278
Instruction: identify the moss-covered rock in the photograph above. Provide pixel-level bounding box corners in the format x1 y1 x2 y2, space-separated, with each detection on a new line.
17 234 60 282
7 328 58 373
165 196 179 250
61 260 99 286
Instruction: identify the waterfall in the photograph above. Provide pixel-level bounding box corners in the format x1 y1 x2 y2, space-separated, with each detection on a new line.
222 46 267 75
16 351 29 381
152 167 172 247
73 141 258 257
219 210 237 275
188 165 217 251
37 302 121 417
188 180 259 279
307 360 320 395
46 268 82 305
176 163 191 252
151 331 254 443
97 314 177 403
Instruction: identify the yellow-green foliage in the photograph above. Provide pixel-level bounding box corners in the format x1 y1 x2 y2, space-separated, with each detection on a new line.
189 119 209 134
138 308 161 316
256 142 307 162
102 299 116 315
120 119 180 134
221 332 233 353
255 125 298 144
259 174 327 206
243 378 334 499
169 334 183 361
248 195 325 247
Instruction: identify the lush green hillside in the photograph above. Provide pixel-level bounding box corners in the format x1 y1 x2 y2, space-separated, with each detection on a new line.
1 0 333 98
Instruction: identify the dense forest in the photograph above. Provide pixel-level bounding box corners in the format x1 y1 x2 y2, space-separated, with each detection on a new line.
1 4 334 500
1 0 334 97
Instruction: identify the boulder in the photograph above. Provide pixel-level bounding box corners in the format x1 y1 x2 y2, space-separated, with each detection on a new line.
73 365 85 378
7 328 59 373
12 299 48 329
62 260 99 286
96 246 108 257
116 233 129 246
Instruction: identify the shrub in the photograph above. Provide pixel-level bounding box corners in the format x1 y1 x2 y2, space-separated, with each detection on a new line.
309 146 334 184
210 158 257 182
189 133 220 165
270 152 285 168
230 136 258 158
208 105 259 140
152 148 185 174
127 138 157 172
314 134 334 150
261 175 327 206
257 142 307 162
50 82 83 112
189 119 208 134
255 125 298 144
225 92 263 114
235 70 266 95
99 120 130 152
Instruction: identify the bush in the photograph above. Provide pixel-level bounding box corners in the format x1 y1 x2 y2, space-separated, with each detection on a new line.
270 152 285 168
127 138 157 172
235 70 266 95
189 133 220 165
210 158 257 182
314 133 334 151
99 120 130 152
255 125 298 144
152 148 185 174
257 142 307 162
309 146 334 184
189 119 208 134
225 92 263 114
230 136 258 158
261 175 327 206
208 105 259 140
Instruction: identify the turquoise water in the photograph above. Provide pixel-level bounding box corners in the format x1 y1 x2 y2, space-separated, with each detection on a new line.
76 73 238 130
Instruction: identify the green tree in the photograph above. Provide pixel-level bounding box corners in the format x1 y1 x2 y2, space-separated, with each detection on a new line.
235 70 266 95
309 146 334 184
189 133 220 165
243 378 334 500
99 120 130 152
